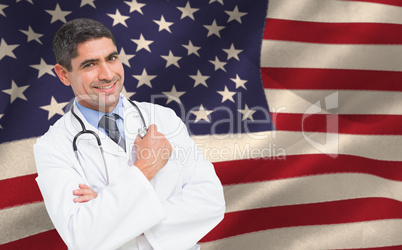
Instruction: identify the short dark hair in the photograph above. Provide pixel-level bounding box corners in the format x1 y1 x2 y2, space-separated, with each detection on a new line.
53 18 116 71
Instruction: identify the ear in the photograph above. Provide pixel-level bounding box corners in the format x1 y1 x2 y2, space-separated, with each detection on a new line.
54 63 71 86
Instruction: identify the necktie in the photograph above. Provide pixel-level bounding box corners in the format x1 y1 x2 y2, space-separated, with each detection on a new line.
98 113 126 151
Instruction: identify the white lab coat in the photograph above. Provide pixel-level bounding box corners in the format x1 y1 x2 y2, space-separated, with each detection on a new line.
34 96 225 250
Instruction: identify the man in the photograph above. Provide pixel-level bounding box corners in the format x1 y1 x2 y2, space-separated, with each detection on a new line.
34 18 225 250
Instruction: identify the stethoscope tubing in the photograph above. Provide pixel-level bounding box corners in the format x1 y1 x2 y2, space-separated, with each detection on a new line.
70 99 147 185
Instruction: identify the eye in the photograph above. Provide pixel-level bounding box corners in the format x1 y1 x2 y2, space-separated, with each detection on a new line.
83 63 94 68
109 55 119 62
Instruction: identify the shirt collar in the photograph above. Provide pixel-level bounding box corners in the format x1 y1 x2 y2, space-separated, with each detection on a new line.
75 95 125 129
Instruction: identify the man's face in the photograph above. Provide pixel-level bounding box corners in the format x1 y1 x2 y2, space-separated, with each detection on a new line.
57 37 124 113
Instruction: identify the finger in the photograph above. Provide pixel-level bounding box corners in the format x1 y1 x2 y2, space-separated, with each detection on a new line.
135 134 143 143
147 124 158 135
73 189 88 196
73 186 96 196
78 184 90 189
148 124 157 130
73 194 97 203
74 196 87 203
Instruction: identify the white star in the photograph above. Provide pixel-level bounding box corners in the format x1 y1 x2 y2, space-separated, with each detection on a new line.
230 74 247 89
2 81 29 104
30 58 56 78
225 6 247 23
124 0 145 14
45 4 72 24
203 20 225 38
209 56 226 72
0 4 8 17
223 43 243 61
191 105 213 123
20 26 43 45
80 0 96 8
131 34 153 52
189 70 209 87
161 50 181 68
209 0 224 5
177 2 199 20
119 47 135 67
40 96 69 120
121 86 135 99
108 9 130 27
153 15 174 33
133 69 156 88
238 104 256 121
0 38 19 61
217 86 236 103
182 40 201 56
0 114 3 129
162 86 186 104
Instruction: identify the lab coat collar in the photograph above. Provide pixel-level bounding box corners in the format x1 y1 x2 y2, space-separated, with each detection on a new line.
66 97 126 158
65 94 150 158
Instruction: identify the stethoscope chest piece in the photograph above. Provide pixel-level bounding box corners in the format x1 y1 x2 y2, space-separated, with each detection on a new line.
138 127 148 139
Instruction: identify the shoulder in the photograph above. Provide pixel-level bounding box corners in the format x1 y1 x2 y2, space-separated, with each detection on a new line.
35 112 72 148
129 100 188 139
128 101 180 124
134 101 176 116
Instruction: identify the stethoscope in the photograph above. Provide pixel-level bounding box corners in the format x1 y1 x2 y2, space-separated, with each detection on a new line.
70 98 148 185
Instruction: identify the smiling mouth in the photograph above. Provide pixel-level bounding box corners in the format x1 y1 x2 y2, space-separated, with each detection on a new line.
95 82 116 90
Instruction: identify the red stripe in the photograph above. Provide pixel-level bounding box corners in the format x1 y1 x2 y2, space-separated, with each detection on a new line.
3 155 401 209
338 246 402 250
214 155 402 185
262 67 402 92
0 230 66 250
201 197 402 242
4 199 401 247
264 18 402 44
271 113 402 135
0 174 42 210
342 0 402 7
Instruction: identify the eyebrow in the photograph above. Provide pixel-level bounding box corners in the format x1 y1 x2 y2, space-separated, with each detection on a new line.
78 51 119 69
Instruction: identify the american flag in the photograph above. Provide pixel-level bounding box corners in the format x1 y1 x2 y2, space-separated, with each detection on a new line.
1 0 402 249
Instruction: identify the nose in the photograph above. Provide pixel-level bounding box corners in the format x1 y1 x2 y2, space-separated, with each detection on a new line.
98 62 113 82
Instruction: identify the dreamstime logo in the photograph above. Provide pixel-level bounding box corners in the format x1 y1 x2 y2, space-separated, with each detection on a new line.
301 92 339 158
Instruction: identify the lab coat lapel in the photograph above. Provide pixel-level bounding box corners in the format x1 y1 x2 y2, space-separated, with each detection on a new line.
66 102 126 158
122 97 149 149
122 97 150 166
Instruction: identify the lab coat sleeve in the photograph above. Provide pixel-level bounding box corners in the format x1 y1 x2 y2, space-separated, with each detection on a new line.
34 128 166 250
144 106 226 250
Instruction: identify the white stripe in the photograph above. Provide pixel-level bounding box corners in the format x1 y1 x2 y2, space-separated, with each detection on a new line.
268 0 402 24
3 173 400 245
265 89 402 115
4 174 401 245
261 40 402 72
0 137 38 181
200 219 402 250
224 173 402 213
193 131 402 162
2 130 401 180
0 202 54 245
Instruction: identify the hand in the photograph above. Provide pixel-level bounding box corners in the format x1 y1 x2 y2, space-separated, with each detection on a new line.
73 184 98 203
134 124 172 181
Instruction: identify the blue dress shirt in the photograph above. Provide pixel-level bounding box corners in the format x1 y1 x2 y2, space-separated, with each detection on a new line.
75 96 125 139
